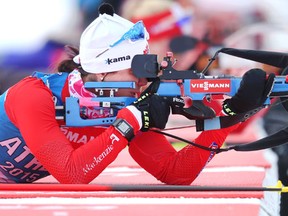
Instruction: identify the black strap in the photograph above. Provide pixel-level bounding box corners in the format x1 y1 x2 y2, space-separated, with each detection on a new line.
229 126 288 151
152 119 288 153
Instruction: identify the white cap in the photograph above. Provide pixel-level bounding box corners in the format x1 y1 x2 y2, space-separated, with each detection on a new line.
73 13 149 74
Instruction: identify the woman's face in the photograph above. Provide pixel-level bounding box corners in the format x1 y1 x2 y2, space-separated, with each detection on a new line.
84 69 148 97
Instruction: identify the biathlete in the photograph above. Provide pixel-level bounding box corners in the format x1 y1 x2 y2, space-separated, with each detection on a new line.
0 4 273 184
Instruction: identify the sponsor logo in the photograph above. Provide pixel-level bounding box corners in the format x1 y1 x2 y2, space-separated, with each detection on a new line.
173 97 184 103
83 144 114 175
190 79 231 93
83 133 120 175
61 127 95 144
110 133 120 144
105 55 131 65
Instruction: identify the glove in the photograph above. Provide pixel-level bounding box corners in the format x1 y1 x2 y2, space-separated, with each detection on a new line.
132 78 167 130
116 78 185 132
131 78 185 131
132 94 186 131
223 69 275 116
131 93 184 131
113 93 172 141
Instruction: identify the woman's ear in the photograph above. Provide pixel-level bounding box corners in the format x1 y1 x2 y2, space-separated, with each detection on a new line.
100 73 108 81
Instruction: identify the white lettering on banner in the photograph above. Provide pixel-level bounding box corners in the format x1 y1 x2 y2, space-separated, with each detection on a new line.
0 138 21 155
66 132 80 143
24 157 46 171
52 96 57 106
60 127 95 144
0 161 42 182
14 146 30 162
82 133 120 175
0 137 46 181
0 138 46 171
14 146 45 171
77 136 88 144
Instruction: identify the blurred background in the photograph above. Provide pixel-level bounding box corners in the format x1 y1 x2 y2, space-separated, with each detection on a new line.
1 0 288 93
1 0 288 92
1 0 288 215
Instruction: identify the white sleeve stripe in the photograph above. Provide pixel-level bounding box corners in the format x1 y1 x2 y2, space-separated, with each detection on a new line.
126 105 143 129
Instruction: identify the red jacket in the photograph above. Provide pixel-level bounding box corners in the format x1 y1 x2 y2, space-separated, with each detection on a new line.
1 74 238 184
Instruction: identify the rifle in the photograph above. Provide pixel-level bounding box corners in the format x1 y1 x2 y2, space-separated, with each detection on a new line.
59 48 288 132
